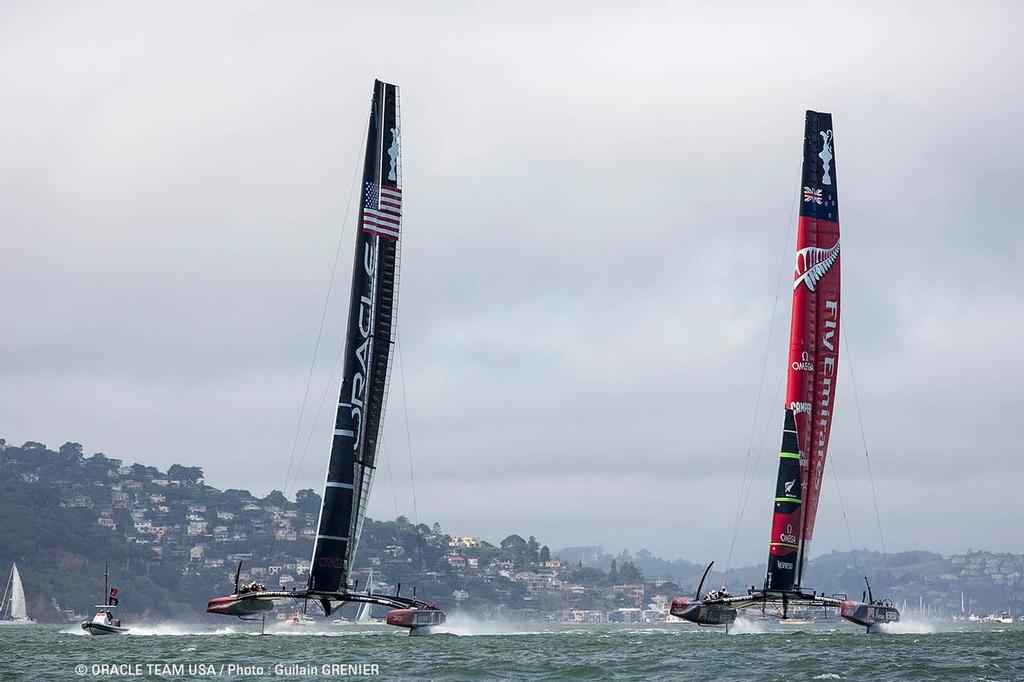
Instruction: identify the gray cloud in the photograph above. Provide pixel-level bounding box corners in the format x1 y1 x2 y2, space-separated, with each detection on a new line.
2 1 1022 565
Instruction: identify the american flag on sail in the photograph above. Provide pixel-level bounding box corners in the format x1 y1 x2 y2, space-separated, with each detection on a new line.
362 181 402 240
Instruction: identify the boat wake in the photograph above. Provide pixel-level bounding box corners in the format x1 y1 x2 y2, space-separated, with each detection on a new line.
873 617 938 634
728 617 770 635
432 614 557 637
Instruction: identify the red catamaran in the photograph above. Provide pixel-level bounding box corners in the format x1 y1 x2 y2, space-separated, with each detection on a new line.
206 80 444 634
670 111 899 632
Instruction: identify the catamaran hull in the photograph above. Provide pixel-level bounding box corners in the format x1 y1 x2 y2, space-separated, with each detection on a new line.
840 600 900 631
206 595 275 617
81 622 128 635
207 590 444 634
668 598 736 626
386 607 446 634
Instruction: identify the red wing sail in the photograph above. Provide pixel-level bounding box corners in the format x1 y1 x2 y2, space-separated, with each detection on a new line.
766 111 840 591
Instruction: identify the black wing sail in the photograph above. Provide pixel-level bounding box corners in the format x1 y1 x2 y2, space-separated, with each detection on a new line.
309 80 403 593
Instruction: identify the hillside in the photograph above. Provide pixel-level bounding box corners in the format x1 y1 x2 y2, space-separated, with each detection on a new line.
1 438 1021 623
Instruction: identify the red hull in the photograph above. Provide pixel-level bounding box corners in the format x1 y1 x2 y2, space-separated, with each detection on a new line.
206 594 274 617
385 607 445 629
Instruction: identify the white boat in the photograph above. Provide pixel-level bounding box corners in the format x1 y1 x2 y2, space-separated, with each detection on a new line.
82 608 128 635
81 563 128 635
333 570 384 625
0 563 35 625
353 570 383 625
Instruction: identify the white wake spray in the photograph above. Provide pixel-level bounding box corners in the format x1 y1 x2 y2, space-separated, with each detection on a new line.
727 616 770 635
872 616 938 634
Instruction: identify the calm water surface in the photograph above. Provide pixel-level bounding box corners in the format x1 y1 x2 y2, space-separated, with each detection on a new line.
1 619 1020 681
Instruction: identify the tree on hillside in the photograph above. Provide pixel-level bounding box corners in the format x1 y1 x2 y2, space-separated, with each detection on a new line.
609 559 619 584
540 545 551 562
563 564 606 586
295 489 321 514
619 560 644 583
84 453 119 477
527 536 540 563
130 463 160 479
59 442 84 460
263 490 288 507
500 534 528 561
168 464 203 484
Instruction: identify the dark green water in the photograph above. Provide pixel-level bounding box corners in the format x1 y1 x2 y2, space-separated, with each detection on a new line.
2 619 1020 681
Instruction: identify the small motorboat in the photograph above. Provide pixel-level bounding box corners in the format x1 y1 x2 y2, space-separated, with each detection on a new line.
81 563 128 635
81 608 128 635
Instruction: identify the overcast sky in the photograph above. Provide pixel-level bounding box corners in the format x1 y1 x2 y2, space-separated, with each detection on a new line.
2 1 1022 566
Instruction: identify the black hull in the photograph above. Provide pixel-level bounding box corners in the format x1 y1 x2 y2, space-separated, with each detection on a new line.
670 590 900 632
81 622 128 635
840 600 900 630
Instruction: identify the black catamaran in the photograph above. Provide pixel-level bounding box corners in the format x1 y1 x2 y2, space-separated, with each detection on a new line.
207 80 445 633
670 112 899 632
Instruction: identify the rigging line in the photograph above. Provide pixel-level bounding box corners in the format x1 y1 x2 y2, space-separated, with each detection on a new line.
842 327 894 593
270 123 366 565
724 173 801 575
727 365 787 574
395 330 420 525
827 452 862 579
287 323 348 497
281 124 367 498
381 441 401 518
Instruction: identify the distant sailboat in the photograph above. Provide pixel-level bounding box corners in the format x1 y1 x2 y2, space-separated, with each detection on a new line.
331 570 381 625
0 563 35 625
354 570 382 624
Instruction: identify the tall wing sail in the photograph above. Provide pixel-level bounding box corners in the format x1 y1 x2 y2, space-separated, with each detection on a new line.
11 563 27 620
309 80 403 593
765 111 841 591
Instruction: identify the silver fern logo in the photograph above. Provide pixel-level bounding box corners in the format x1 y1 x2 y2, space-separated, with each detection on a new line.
793 240 840 291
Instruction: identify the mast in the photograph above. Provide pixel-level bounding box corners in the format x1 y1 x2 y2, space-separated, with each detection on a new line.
309 80 403 594
1 566 11 620
765 111 841 592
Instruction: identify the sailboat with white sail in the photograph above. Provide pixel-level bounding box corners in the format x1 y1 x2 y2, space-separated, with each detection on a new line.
331 569 383 625
669 111 900 633
206 79 444 634
0 563 35 625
